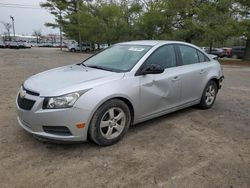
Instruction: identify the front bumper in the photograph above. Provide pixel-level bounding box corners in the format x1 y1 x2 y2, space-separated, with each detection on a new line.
16 92 92 142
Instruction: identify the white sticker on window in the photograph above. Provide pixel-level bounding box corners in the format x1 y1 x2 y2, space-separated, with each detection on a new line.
128 47 145 52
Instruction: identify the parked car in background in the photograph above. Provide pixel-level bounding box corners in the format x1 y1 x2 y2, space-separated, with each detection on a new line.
200 47 208 52
23 42 31 48
29 41 39 47
67 42 93 52
230 46 245 59
0 41 5 48
5 41 20 49
95 43 109 50
206 48 224 58
222 48 232 58
38 42 54 47
17 41 25 48
16 40 224 146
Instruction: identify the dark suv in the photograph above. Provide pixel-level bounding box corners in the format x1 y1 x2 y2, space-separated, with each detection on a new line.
231 46 245 59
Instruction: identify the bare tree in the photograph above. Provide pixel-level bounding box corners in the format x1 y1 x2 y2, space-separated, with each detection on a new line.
0 21 12 41
33 29 42 44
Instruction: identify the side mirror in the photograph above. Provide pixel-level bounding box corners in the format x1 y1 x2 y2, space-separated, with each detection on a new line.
141 64 164 75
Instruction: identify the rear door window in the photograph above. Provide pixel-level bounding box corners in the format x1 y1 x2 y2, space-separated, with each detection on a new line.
197 50 210 62
178 45 199 65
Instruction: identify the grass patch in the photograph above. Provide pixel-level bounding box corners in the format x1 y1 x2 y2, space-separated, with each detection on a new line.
219 59 250 66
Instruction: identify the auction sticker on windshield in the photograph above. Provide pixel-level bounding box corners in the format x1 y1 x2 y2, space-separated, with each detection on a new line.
128 47 145 52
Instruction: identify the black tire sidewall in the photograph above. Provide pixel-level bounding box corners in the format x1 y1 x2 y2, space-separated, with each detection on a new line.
199 81 218 109
89 99 131 146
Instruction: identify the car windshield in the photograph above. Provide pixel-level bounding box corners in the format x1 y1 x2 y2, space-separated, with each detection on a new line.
83 45 152 72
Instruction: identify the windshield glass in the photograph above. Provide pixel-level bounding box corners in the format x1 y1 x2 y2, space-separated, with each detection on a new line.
83 45 152 72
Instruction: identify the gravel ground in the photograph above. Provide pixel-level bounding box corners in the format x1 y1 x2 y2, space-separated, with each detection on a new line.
0 48 249 188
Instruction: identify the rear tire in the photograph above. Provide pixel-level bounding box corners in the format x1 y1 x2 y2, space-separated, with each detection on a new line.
88 99 131 146
199 80 218 109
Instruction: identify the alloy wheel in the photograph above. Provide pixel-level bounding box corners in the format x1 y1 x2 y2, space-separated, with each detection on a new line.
205 85 216 106
100 107 126 140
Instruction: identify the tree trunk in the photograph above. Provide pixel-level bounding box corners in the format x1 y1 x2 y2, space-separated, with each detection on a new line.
7 30 10 41
77 0 82 52
59 9 62 51
244 39 250 60
209 41 213 54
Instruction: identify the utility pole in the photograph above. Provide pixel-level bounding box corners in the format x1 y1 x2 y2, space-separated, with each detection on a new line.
77 0 82 52
10 16 15 41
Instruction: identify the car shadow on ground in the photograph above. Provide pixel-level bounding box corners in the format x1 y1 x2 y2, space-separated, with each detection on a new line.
36 106 198 151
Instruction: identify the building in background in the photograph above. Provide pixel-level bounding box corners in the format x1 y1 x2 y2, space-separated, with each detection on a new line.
0 33 74 47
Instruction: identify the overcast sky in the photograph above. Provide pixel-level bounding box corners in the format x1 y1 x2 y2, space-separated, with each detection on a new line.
0 0 59 35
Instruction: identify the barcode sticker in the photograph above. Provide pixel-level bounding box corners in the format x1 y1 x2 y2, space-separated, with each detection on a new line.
128 47 145 52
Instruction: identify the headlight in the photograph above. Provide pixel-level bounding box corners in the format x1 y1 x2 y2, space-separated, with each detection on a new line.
43 92 80 109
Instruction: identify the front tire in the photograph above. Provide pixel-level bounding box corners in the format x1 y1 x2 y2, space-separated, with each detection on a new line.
88 99 131 146
199 80 218 109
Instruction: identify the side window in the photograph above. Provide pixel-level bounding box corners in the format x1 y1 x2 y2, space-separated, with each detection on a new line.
145 45 176 68
197 50 209 62
179 45 199 65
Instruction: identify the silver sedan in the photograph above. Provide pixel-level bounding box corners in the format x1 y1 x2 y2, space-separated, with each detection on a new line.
16 40 224 146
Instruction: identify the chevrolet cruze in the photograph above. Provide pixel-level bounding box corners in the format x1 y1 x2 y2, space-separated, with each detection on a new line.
16 41 224 146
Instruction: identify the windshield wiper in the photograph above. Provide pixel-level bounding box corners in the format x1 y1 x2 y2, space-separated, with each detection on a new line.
87 65 114 72
80 63 87 67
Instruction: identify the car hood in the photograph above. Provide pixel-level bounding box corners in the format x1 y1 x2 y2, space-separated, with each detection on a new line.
24 64 124 97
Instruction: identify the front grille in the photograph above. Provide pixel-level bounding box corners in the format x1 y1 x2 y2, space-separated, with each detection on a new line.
23 87 39 96
17 95 35 110
43 126 72 136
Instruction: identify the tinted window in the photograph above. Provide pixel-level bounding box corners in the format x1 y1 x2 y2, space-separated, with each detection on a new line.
179 45 199 65
145 45 176 68
197 50 209 62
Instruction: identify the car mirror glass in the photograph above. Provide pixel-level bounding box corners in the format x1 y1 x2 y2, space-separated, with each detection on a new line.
141 64 164 75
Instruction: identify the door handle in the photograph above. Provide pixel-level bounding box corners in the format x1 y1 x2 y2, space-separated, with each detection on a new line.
171 76 180 81
200 69 206 74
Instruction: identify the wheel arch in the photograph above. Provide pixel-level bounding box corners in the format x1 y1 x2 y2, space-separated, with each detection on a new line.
209 77 220 91
86 95 135 141
115 97 134 125
200 76 220 101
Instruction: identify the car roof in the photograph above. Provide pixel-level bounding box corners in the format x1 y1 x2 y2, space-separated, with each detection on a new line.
117 40 193 47
116 40 208 51
116 40 208 54
117 40 162 46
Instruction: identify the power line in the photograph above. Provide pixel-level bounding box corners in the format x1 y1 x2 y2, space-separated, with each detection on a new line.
0 3 38 6
0 3 42 9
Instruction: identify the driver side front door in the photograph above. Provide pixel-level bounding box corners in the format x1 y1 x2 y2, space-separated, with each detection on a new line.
138 45 181 120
